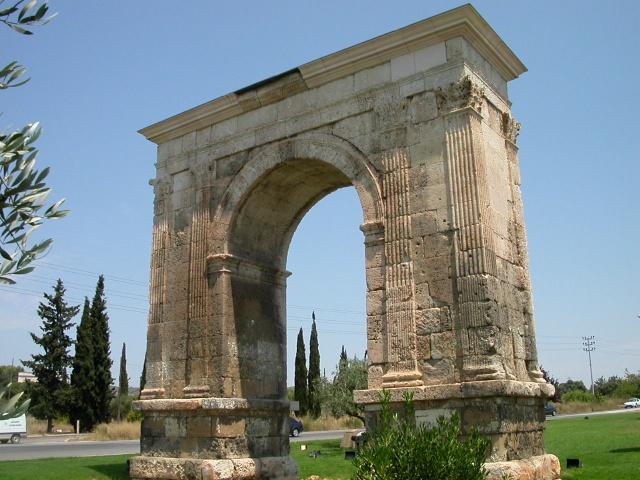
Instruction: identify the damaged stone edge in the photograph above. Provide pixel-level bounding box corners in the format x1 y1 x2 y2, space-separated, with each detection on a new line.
132 397 291 414
129 455 298 480
354 380 554 404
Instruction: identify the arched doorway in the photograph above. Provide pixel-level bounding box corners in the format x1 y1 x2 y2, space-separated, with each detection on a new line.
210 134 383 403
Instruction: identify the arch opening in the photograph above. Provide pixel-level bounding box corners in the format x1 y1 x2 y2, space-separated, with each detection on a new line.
212 136 383 404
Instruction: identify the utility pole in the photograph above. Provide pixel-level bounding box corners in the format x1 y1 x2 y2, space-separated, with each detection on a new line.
582 336 596 395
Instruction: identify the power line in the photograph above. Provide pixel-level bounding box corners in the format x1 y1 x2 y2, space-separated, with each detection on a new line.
0 286 148 315
34 261 147 287
18 274 149 302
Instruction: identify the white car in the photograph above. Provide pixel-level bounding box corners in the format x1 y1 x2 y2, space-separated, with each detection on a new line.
623 398 640 409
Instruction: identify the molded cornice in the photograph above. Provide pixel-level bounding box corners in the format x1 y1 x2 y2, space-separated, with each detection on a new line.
140 4 526 144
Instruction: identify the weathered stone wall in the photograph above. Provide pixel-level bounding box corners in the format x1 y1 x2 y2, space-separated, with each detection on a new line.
132 6 558 479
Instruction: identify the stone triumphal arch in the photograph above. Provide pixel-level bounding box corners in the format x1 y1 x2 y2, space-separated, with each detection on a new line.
131 5 559 480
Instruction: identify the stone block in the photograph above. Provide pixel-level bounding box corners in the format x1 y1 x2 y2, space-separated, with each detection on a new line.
354 62 391 92
365 265 384 291
187 416 212 438
215 417 246 438
421 357 455 385
366 289 385 316
430 331 455 359
409 91 438 123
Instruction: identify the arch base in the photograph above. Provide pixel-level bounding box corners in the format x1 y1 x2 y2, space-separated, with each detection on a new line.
132 397 295 480
130 456 298 480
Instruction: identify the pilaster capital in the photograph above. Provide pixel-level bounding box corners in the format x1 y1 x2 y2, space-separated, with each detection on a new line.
501 112 521 145
360 220 384 246
206 253 291 286
435 76 484 115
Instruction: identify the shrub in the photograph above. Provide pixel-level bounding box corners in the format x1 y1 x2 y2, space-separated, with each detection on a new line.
353 390 489 480
126 409 143 422
109 395 133 420
561 390 596 403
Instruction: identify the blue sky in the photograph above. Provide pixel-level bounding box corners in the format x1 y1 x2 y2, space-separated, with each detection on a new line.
0 1 638 388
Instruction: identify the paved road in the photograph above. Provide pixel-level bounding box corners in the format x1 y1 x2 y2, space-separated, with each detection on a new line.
0 430 345 461
0 439 140 461
546 407 638 421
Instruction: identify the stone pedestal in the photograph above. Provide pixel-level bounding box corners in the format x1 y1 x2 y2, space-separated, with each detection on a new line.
356 381 561 480
130 398 296 480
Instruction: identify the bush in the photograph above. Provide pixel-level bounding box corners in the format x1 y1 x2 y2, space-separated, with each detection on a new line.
126 409 143 422
109 395 133 420
561 390 596 403
353 391 489 480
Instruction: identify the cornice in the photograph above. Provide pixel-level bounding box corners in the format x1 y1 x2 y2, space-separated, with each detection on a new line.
139 4 526 145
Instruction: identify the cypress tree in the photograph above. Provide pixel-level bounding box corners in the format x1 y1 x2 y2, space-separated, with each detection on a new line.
308 312 321 418
91 275 113 424
119 343 128 397
139 349 147 397
70 298 97 431
340 346 348 366
294 328 308 415
23 280 79 433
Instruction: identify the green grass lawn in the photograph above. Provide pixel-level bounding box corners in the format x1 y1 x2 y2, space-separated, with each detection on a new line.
544 412 640 480
1 413 638 479
291 439 356 479
0 454 131 480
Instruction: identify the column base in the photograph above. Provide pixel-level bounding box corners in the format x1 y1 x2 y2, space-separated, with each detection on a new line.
485 454 561 480
129 455 298 480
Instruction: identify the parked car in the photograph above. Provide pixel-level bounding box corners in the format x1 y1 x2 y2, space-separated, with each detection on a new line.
0 414 26 444
288 417 303 437
544 403 557 416
623 398 640 409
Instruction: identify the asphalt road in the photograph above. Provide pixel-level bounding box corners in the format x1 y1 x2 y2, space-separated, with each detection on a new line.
0 439 139 461
0 430 345 461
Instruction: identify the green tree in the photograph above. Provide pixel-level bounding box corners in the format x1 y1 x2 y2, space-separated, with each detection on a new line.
613 371 640 399
594 375 622 398
70 298 97 431
139 349 147 397
22 279 78 432
116 342 128 421
0 365 23 385
0 1 67 285
307 312 321 418
294 328 308 415
90 275 113 424
323 353 367 423
558 379 587 397
118 343 128 397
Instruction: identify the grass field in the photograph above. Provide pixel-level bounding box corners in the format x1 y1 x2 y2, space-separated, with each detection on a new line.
0 454 130 480
545 412 640 479
0 412 638 479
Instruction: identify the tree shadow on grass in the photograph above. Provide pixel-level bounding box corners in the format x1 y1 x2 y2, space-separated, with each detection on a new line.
86 459 130 479
610 447 640 454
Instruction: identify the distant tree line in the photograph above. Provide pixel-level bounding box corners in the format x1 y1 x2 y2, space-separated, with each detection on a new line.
293 311 367 423
19 276 138 432
542 365 640 404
